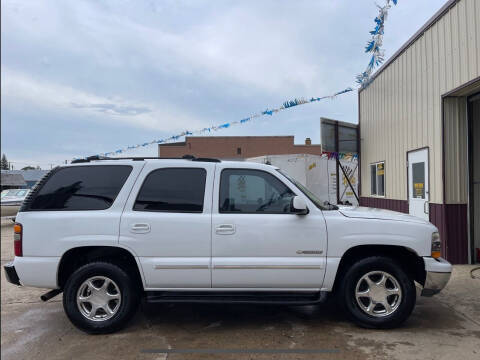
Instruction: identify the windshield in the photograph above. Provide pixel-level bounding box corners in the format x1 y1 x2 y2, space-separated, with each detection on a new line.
277 170 338 211
1 189 28 198
16 189 29 197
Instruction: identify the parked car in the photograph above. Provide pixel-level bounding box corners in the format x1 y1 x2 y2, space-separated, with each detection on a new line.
4 156 452 334
1 188 30 217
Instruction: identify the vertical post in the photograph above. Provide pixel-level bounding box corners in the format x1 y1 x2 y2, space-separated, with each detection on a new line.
335 121 340 204
356 113 361 202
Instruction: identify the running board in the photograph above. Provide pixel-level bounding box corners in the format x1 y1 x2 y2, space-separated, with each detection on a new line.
145 291 327 305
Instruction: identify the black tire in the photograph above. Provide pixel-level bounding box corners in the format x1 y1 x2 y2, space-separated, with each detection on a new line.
63 262 140 334
339 256 416 329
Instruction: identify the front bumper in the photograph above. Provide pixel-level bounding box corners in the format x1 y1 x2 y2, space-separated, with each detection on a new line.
4 262 21 286
421 257 452 296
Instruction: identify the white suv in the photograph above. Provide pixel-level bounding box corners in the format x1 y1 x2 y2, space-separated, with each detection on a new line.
4 156 452 333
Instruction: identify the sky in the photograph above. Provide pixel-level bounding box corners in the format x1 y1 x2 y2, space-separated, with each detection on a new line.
1 0 446 168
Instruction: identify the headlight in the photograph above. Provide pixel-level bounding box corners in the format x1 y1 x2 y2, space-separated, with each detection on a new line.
431 232 441 259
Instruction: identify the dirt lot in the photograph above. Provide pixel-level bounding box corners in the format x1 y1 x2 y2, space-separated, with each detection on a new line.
1 220 479 360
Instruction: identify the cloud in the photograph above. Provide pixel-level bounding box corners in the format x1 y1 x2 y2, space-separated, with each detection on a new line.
1 0 448 165
2 0 338 95
70 103 152 116
1 67 206 131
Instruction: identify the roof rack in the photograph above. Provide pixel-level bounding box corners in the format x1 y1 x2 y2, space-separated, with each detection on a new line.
71 155 221 164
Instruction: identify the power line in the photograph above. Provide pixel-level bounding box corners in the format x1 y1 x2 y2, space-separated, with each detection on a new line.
7 161 63 166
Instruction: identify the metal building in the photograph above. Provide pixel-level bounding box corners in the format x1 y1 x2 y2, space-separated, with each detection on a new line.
0 173 26 191
359 0 480 264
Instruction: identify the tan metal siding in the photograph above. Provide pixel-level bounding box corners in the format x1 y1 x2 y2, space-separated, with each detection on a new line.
360 0 480 203
444 97 468 203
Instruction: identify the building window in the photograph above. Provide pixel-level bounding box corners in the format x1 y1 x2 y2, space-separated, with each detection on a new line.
412 162 425 199
237 147 242 155
370 162 385 197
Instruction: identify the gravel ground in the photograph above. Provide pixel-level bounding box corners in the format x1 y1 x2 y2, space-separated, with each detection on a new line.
1 219 479 360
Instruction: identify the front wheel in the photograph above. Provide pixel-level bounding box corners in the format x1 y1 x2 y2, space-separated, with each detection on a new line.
339 256 416 329
63 262 139 334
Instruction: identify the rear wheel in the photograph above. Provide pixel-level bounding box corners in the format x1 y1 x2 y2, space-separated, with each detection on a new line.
339 256 416 329
63 262 139 334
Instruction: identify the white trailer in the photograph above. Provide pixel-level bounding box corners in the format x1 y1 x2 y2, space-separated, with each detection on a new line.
247 154 358 206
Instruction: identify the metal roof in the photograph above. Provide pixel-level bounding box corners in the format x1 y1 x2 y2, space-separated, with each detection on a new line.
1 173 26 187
3 170 49 182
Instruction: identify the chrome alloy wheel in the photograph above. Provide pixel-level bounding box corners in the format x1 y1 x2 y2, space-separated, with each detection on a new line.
76 276 121 321
355 271 402 317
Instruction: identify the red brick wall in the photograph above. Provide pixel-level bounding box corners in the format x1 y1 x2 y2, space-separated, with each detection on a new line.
158 136 323 159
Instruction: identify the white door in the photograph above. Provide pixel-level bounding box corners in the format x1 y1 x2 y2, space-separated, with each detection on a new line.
408 149 429 220
120 162 215 289
211 165 327 289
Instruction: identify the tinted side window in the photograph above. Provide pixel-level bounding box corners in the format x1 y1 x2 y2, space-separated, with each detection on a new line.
134 168 206 212
29 165 132 211
219 169 295 213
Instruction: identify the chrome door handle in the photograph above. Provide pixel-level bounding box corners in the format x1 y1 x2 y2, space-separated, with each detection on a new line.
424 201 429 215
215 224 235 235
130 223 151 234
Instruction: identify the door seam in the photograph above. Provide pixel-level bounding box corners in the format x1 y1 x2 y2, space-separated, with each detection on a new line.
209 163 217 288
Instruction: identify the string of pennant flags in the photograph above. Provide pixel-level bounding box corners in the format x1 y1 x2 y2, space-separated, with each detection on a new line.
321 151 358 161
78 0 399 160
285 152 358 167
356 0 398 87
86 87 354 159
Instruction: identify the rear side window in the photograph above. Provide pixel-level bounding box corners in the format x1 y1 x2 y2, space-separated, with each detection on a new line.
28 165 132 211
134 168 206 212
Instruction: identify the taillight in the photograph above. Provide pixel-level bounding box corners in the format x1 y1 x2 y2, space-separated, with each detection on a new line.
14 223 22 257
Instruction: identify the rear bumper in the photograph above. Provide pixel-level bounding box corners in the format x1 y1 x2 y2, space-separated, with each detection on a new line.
421 257 452 296
9 256 60 288
4 262 21 286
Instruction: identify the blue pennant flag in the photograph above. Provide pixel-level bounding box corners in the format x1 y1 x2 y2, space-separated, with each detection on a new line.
365 39 376 52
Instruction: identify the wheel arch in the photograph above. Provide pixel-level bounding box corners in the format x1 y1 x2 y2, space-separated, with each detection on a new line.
57 246 145 290
332 245 426 293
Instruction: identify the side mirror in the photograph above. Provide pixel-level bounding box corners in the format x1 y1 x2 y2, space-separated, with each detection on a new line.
291 196 309 215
